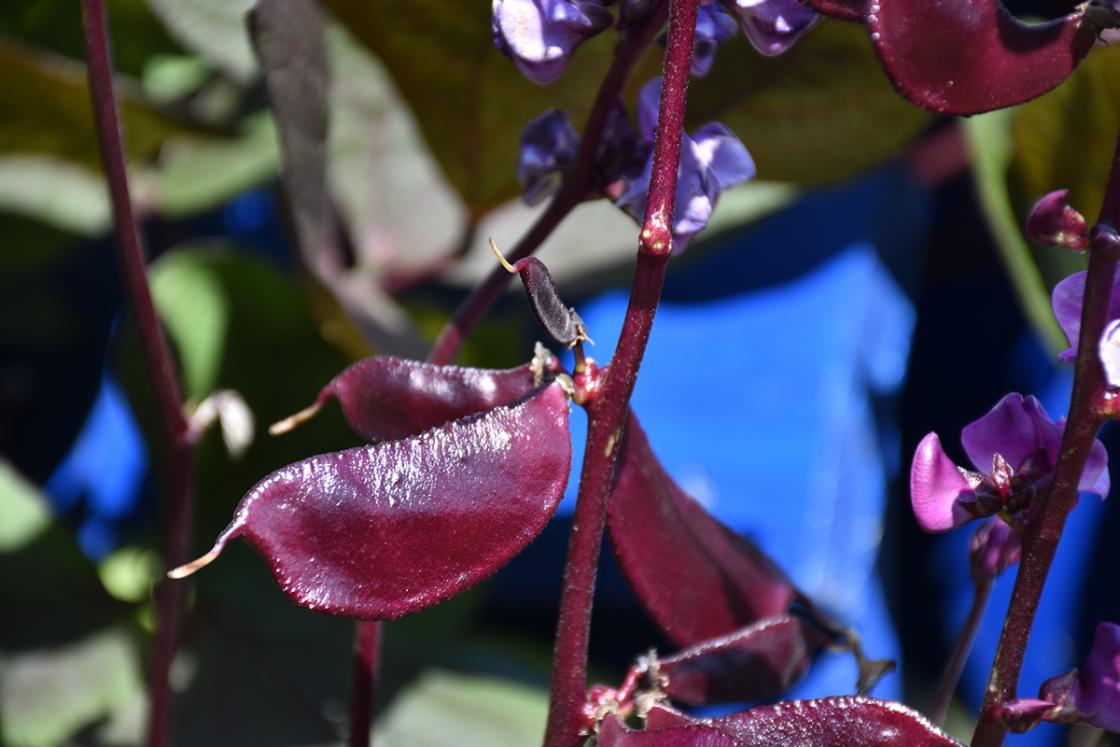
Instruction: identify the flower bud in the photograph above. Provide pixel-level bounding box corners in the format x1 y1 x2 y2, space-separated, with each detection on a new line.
1025 189 1088 251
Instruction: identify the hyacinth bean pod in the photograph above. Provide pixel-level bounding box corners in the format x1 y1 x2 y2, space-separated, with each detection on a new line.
657 615 827 705
271 354 560 441
606 415 799 646
171 383 572 620
597 699 962 745
868 0 1117 114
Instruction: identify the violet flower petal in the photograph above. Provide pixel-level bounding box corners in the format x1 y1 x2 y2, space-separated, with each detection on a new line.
518 109 580 205
969 518 1020 580
1080 433 1111 500
1078 622 1120 732
692 2 738 76
910 432 976 533
691 123 756 191
492 0 611 85
1053 271 1087 364
636 77 661 143
728 0 820 57
960 393 1058 475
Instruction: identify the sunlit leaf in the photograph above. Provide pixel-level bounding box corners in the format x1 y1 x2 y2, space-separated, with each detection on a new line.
144 0 257 83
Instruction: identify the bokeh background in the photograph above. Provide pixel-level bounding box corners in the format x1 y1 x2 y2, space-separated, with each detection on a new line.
3 0 1120 745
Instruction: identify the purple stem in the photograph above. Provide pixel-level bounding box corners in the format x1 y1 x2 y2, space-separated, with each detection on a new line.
428 1 669 365
350 621 381 747
79 3 193 747
971 130 1120 747
541 1 700 745
931 578 993 726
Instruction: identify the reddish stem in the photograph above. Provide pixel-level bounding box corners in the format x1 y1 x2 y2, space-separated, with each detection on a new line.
79 3 193 746
542 1 700 745
350 621 381 747
931 578 993 725
428 1 668 364
971 130 1120 747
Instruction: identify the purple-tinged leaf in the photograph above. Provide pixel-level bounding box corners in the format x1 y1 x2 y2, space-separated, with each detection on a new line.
171 384 572 620
804 0 866 22
491 240 590 348
659 616 827 705
607 416 798 646
869 0 1118 115
270 354 559 441
611 699 961 746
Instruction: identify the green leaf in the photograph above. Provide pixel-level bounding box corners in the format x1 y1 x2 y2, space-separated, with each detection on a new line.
0 459 52 552
0 40 200 168
145 0 258 83
0 155 109 235
963 111 1068 355
374 671 549 746
321 0 657 213
689 20 932 184
151 111 280 218
0 627 144 747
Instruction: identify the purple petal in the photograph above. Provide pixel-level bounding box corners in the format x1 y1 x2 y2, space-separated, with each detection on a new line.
691 123 756 191
960 393 1060 474
1053 271 1087 363
691 3 738 76
1079 622 1120 732
729 0 820 57
910 432 976 533
492 0 611 84
1081 429 1111 500
1026 189 1089 251
517 109 580 205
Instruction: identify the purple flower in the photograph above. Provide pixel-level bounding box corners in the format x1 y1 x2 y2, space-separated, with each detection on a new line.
725 0 819 57
492 0 612 85
909 393 1109 533
1052 263 1120 387
518 110 580 205
615 78 755 250
1075 622 1120 732
691 2 738 76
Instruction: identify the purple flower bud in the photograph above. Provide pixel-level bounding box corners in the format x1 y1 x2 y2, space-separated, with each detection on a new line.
1026 189 1089 251
909 393 1110 535
1077 622 1120 732
492 0 612 85
518 109 580 205
691 2 738 76
725 0 819 57
969 518 1020 581
615 78 755 250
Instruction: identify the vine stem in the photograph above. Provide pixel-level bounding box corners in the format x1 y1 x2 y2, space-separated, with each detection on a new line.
931 578 993 725
971 128 1120 747
427 1 668 365
79 3 193 747
343 8 673 743
542 1 700 745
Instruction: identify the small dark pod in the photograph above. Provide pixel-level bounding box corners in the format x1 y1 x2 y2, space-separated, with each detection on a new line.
491 239 591 348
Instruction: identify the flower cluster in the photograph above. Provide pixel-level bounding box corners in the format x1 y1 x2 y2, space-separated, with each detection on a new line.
910 393 1109 535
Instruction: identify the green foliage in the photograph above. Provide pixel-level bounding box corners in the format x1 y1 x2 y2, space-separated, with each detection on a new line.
690 19 931 185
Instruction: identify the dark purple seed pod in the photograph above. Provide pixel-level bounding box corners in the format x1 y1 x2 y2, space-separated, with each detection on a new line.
804 0 866 22
491 239 590 348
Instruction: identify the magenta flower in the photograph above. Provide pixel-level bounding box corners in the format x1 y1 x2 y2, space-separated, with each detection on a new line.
969 518 1020 581
518 109 580 205
615 78 755 250
1052 265 1120 387
492 0 612 85
909 393 1109 533
725 0 819 57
